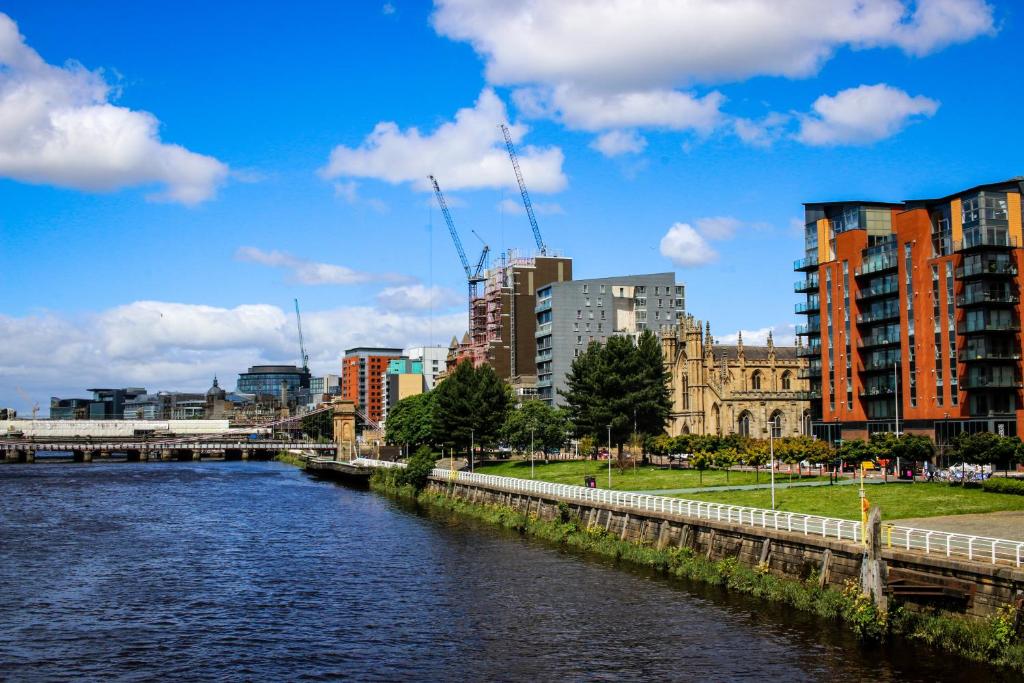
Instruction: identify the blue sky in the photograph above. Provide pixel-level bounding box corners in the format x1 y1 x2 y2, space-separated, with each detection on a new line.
0 0 1020 414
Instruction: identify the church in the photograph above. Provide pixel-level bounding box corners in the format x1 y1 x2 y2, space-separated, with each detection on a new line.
661 315 811 438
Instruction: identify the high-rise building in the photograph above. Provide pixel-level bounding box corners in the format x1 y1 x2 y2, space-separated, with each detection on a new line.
796 177 1024 444
535 272 685 405
380 358 426 423
405 346 447 390
341 347 404 425
450 253 573 384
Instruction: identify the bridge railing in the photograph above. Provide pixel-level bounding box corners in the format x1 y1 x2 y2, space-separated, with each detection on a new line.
429 468 1024 568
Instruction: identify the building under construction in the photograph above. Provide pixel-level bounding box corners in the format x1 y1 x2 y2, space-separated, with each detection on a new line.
449 250 572 389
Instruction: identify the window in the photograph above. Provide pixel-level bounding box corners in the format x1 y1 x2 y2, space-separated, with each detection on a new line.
738 411 752 437
600 285 606 294
751 371 762 390
573 322 579 331
576 335 582 345
576 310 582 319
597 298 603 307
585 322 591 331
600 310 606 320
582 284 589 294
781 371 792 390
770 411 784 437
585 298 591 307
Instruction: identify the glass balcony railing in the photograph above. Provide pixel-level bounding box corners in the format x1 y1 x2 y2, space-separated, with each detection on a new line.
958 320 1021 334
956 290 1020 307
959 349 1023 362
534 299 552 313
857 335 901 349
961 375 1023 390
795 322 821 336
794 300 819 314
855 282 900 301
955 232 1018 252
859 386 896 398
535 322 552 336
856 309 900 325
796 344 821 358
956 261 1018 279
854 254 898 278
794 276 819 293
794 255 819 271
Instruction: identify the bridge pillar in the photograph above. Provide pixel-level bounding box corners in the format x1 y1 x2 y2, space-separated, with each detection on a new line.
241 449 251 460
332 398 357 462
85 450 97 463
24 450 35 464
192 450 201 461
160 449 172 461
139 449 150 462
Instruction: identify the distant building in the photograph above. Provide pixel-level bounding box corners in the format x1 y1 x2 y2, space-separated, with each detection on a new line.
0 408 16 420
122 390 209 420
406 346 447 390
50 397 91 420
535 272 685 405
662 316 810 437
341 348 404 425
82 388 147 420
236 364 311 407
449 253 573 385
310 374 341 402
381 358 426 423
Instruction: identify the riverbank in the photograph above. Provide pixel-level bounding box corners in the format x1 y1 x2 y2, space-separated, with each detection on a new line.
372 472 1024 673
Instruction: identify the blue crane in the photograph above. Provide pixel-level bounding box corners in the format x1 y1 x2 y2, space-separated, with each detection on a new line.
429 175 489 300
500 123 547 255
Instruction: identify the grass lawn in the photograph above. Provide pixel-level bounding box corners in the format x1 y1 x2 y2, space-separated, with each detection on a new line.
678 482 1024 521
473 459 822 491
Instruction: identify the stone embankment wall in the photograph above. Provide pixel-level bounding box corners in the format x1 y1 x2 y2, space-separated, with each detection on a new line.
427 477 1024 620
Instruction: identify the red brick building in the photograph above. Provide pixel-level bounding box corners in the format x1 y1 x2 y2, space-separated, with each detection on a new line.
796 178 1024 445
341 347 404 426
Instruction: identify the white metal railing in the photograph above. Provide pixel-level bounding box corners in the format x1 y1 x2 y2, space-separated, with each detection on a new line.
352 458 404 469
429 468 1024 568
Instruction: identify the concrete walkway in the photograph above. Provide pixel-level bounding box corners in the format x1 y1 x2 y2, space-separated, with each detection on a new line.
630 478 896 496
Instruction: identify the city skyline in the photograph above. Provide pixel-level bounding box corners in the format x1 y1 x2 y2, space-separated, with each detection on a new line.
2 1 1021 414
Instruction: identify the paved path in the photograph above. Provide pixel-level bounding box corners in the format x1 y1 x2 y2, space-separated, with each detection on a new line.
629 478 895 495
889 511 1024 542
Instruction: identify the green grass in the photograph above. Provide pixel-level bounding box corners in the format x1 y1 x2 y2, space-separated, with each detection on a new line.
474 458 823 491
679 481 1024 520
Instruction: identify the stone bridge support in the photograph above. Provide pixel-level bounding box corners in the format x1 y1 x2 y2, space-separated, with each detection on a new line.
332 399 357 462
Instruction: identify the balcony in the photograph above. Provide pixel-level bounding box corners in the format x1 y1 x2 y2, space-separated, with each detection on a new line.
794 276 819 293
534 299 552 313
798 367 822 379
857 335 901 349
855 282 899 301
794 300 819 314
959 349 1023 363
795 322 821 336
797 344 821 358
859 387 896 398
794 255 819 272
535 322 552 336
854 254 898 278
955 232 1018 252
957 320 1020 334
858 360 899 374
956 261 1018 279
856 309 900 325
956 290 1020 307
960 376 1023 390
796 390 822 400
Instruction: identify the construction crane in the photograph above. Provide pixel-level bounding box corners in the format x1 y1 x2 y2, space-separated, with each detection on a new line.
500 123 547 255
15 386 39 420
294 298 309 371
429 175 489 300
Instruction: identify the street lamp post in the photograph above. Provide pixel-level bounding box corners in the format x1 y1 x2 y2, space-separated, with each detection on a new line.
530 426 535 479
769 418 777 511
470 428 475 473
607 424 612 489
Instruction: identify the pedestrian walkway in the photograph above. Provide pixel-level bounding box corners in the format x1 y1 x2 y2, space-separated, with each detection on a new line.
889 511 1024 543
630 477 896 496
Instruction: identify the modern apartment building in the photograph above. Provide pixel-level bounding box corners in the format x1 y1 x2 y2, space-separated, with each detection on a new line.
380 358 426 423
535 272 685 405
310 374 341 400
341 347 404 425
405 346 447 390
795 177 1024 444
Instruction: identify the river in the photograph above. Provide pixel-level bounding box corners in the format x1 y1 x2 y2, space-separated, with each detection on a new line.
0 461 1012 681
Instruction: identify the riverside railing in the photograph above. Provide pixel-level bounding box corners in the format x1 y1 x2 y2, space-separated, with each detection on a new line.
415 466 1024 568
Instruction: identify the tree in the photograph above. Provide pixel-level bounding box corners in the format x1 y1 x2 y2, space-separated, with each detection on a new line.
384 392 435 450
691 451 712 487
950 433 1022 478
432 361 512 457
501 400 571 456
398 445 439 492
560 330 672 467
713 447 738 484
743 440 769 483
300 410 332 442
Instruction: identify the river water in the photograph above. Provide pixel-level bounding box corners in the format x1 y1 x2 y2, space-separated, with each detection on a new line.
0 461 1012 681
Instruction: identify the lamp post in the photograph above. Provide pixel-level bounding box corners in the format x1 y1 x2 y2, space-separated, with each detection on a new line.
470 428 475 473
769 418 777 511
607 424 612 489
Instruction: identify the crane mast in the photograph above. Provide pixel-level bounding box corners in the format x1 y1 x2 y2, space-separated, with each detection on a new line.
429 175 488 302
500 123 547 255
294 298 308 371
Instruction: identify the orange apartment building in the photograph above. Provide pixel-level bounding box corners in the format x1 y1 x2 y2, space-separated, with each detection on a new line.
796 178 1024 445
341 347 404 426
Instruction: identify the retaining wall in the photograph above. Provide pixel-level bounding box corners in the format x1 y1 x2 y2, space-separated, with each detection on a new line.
427 477 1024 619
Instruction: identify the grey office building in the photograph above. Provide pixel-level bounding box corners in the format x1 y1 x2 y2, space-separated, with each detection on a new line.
535 273 685 405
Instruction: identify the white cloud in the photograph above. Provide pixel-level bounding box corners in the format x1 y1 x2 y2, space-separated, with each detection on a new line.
717 325 796 347
795 83 939 146
320 88 566 193
235 247 410 285
382 3 396 15
659 223 717 267
496 197 563 215
432 0 995 90
0 13 228 204
0 302 465 413
590 129 647 157
695 216 743 240
516 85 724 133
733 112 790 148
375 284 462 312
333 179 389 213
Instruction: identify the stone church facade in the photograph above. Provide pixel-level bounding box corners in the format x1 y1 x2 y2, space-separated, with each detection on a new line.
661 315 811 438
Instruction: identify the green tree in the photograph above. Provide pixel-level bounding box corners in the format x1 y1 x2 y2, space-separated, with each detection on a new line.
743 440 769 483
691 451 712 487
432 361 512 457
384 392 435 450
501 400 571 455
397 445 439 492
560 330 672 467
713 447 738 484
300 410 333 442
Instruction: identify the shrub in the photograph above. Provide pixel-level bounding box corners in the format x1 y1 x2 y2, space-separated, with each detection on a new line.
398 445 439 492
981 477 1024 496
